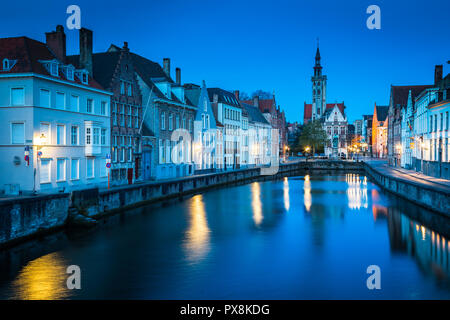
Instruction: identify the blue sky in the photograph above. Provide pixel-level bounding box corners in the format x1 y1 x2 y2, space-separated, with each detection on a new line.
2 0 449 123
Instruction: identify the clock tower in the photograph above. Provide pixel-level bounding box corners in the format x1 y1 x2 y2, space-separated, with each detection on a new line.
311 42 327 120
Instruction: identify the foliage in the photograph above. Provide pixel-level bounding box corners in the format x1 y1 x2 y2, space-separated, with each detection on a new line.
296 120 327 154
251 90 273 99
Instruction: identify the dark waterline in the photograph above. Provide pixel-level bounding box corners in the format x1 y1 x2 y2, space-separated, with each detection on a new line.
0 173 449 299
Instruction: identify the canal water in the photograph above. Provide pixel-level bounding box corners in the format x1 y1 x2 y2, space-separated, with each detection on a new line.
0 173 449 299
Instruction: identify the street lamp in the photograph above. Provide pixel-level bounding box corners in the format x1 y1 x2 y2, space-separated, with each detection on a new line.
304 146 311 162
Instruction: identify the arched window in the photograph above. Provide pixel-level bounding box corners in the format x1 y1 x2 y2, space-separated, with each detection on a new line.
3 59 9 70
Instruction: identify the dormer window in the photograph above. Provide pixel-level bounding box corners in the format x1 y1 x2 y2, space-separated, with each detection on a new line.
50 62 58 76
75 70 89 85
66 66 74 81
2 58 17 71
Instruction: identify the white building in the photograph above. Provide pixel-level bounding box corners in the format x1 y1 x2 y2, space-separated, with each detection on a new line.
208 88 244 169
323 104 348 158
240 102 273 166
0 30 111 194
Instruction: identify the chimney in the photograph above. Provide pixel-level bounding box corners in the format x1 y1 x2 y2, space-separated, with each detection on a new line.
163 58 170 78
253 95 259 108
234 90 240 100
176 67 181 85
213 94 218 103
79 28 93 75
46 25 66 63
434 65 443 85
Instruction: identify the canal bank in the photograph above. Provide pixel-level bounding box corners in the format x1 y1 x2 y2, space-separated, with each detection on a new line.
0 160 448 248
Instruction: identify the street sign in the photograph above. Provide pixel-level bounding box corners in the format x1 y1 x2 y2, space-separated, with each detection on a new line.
106 153 111 159
106 162 111 168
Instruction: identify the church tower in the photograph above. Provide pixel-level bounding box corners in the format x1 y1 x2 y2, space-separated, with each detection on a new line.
311 41 327 120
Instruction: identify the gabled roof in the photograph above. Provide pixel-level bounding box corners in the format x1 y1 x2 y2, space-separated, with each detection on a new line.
241 98 276 114
207 88 241 108
241 102 270 125
326 103 345 115
375 105 389 122
303 103 312 122
1 36 104 90
391 85 433 107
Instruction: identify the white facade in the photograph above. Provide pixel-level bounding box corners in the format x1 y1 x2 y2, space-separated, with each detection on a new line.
0 74 111 194
324 104 348 158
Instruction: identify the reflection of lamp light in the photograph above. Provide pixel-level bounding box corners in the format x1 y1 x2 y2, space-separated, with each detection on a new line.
36 133 47 146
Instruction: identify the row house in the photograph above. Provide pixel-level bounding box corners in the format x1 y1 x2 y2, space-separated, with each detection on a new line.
242 94 287 155
411 65 450 178
68 31 143 186
322 104 348 158
387 84 432 167
362 114 373 154
0 26 111 194
208 88 244 169
132 55 196 179
240 102 273 166
372 104 388 158
185 81 222 172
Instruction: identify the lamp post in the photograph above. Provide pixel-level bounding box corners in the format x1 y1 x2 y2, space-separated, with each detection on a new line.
33 133 47 195
304 146 310 162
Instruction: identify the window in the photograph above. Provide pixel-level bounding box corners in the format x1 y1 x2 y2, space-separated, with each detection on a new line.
40 159 51 183
71 126 78 145
56 125 65 145
11 88 24 106
86 128 91 145
176 115 180 129
50 63 58 76
127 106 132 128
66 67 74 81
87 99 93 113
70 95 79 111
57 158 66 181
446 112 449 130
82 73 88 84
71 159 79 180
128 148 132 162
101 101 107 115
56 92 65 109
86 158 94 178
182 116 186 129
440 113 443 131
3 59 9 70
40 89 50 108
101 129 106 145
40 123 50 144
120 81 125 95
93 128 99 145
11 123 25 144
120 148 125 162
169 114 173 130
120 104 125 126
159 139 163 163
161 112 166 130
127 83 132 96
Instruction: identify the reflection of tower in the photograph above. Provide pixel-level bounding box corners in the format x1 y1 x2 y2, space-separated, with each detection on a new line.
311 39 327 120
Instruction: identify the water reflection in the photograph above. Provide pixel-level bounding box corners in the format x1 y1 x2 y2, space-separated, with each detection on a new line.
303 175 312 212
283 177 290 212
388 211 450 281
346 173 368 210
184 195 210 262
9 252 69 300
251 182 263 226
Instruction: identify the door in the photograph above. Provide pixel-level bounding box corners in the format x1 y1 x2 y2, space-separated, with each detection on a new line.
127 168 133 185
143 149 152 180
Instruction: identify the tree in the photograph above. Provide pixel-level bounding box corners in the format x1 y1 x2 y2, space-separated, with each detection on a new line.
296 120 328 154
251 90 272 99
239 91 251 100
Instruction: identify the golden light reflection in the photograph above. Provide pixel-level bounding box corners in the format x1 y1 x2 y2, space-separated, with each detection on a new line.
346 174 368 210
251 182 263 226
283 177 290 212
10 252 70 300
184 194 210 262
303 175 312 212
